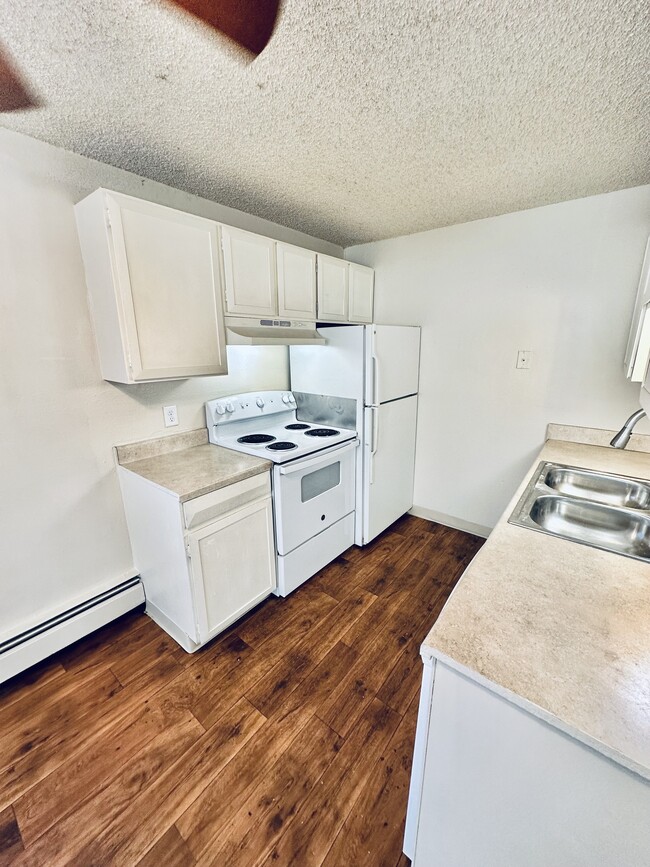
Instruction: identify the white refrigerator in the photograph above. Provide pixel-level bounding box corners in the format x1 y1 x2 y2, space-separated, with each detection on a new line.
290 324 421 545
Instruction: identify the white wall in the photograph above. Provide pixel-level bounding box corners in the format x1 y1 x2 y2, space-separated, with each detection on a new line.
0 129 342 642
347 187 650 533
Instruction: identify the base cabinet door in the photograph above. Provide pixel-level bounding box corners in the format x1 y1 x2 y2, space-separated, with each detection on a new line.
187 497 276 643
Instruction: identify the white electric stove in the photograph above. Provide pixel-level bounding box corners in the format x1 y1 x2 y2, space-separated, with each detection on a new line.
206 391 358 596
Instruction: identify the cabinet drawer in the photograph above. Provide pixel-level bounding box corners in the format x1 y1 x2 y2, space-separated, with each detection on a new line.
183 472 271 529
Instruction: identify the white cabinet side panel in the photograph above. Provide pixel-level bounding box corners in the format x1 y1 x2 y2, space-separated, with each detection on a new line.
404 656 435 859
74 191 130 382
414 664 650 867
118 468 197 641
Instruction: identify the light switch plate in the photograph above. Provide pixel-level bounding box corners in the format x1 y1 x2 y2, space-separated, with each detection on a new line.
163 405 179 427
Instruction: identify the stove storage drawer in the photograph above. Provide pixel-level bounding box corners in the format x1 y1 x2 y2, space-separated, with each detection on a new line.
183 472 271 530
273 441 357 556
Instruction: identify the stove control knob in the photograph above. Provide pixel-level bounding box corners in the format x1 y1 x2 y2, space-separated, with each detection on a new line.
282 393 292 404
215 403 226 415
256 397 265 408
225 402 234 413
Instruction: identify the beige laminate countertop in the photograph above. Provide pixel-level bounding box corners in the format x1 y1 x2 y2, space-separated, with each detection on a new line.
423 433 650 781
116 429 271 502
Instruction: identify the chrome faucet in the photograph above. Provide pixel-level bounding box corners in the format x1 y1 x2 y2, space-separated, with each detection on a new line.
610 409 647 449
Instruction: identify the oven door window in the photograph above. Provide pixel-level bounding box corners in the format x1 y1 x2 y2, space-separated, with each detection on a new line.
301 462 341 502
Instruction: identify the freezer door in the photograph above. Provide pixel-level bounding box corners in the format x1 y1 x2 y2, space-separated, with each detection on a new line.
365 325 421 405
363 395 418 544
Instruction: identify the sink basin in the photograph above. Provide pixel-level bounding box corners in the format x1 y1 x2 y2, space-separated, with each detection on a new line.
528 495 650 560
543 466 650 509
508 461 650 563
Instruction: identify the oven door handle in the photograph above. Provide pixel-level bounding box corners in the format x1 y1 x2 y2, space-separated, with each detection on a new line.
278 440 358 475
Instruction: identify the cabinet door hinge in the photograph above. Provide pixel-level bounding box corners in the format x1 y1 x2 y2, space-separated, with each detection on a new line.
185 540 192 559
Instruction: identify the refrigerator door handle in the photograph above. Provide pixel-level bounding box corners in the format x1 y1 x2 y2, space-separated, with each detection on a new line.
372 354 379 406
371 406 379 456
369 406 379 485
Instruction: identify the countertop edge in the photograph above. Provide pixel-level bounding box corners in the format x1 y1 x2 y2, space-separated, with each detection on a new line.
118 452 272 502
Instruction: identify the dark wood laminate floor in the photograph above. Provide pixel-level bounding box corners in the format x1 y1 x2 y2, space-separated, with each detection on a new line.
0 516 484 867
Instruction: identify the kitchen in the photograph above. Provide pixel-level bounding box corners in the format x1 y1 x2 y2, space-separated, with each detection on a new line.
1 1 649 865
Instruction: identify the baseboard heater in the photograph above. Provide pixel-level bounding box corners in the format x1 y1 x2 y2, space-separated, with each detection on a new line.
0 577 145 685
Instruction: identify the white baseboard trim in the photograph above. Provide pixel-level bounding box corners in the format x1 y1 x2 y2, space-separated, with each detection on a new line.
409 506 492 539
0 578 145 685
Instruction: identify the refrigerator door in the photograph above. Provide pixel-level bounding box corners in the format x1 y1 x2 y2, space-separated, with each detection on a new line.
363 394 418 544
365 325 421 406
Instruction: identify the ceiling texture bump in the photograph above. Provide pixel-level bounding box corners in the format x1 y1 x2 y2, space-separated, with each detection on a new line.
1 0 649 246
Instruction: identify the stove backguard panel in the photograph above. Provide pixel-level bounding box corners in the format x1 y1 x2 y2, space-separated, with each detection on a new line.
294 393 357 431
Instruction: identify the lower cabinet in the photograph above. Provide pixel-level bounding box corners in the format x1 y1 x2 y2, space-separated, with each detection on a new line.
405 660 650 866
118 468 276 651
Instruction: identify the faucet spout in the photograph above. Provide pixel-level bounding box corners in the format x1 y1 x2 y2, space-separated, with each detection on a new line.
610 409 647 449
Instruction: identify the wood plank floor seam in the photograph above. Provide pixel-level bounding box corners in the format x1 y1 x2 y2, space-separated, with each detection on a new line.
0 517 485 867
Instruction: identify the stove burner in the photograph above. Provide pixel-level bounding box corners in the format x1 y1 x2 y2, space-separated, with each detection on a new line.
285 423 311 430
267 441 298 451
237 434 276 444
304 428 339 437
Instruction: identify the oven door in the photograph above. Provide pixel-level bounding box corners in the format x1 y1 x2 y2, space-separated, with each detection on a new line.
273 441 357 555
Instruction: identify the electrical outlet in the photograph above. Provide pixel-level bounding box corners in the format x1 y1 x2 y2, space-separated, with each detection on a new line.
516 350 532 370
163 405 178 427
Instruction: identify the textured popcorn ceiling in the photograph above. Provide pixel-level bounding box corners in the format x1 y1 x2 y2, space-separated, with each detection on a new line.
1 0 649 246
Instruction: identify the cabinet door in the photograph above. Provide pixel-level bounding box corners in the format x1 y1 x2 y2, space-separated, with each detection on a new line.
348 263 374 323
317 254 348 322
221 226 277 317
187 497 276 643
106 192 227 381
277 243 317 319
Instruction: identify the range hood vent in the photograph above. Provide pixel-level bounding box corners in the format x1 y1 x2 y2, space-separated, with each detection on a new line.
225 316 325 346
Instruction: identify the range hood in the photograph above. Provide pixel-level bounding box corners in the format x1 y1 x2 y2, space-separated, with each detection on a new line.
225 316 326 346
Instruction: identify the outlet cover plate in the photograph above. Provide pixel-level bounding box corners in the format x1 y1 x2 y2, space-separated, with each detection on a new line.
163 405 179 427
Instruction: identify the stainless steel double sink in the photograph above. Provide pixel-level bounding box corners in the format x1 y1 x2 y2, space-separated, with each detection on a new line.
508 462 650 562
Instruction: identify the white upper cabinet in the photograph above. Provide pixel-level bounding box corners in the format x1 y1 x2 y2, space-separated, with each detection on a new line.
276 243 317 319
75 189 227 384
317 254 349 322
221 226 277 317
317 256 375 323
348 263 375 323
